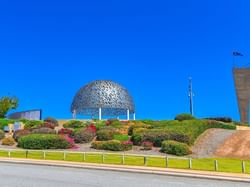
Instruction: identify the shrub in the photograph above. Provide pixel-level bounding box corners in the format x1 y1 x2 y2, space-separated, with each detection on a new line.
18 134 71 149
2 137 15 146
128 124 151 136
32 127 56 134
73 129 95 143
175 114 195 121
86 124 97 133
121 140 133 151
91 140 132 151
40 117 59 129
161 140 191 156
13 129 31 141
94 121 106 130
106 119 120 126
139 130 190 147
205 120 236 130
131 134 142 145
205 117 233 123
0 119 14 130
63 135 75 148
63 120 85 129
44 117 59 126
96 128 120 141
0 129 5 140
20 119 43 129
113 134 129 141
142 141 153 150
58 128 73 136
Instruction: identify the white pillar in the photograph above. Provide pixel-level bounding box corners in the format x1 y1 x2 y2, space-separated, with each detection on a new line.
99 108 102 120
72 110 76 119
127 109 130 121
133 113 136 121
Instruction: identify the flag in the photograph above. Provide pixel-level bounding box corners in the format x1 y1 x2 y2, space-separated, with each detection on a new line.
233 51 243 56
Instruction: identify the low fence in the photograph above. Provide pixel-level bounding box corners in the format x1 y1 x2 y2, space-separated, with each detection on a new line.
0 148 248 174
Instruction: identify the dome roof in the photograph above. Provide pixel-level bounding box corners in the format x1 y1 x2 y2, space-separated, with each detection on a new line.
71 80 135 116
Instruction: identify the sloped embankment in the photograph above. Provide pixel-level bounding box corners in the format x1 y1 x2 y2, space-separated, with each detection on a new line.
192 128 236 158
214 130 250 159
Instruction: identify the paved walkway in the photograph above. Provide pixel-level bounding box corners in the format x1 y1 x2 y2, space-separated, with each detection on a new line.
192 129 236 158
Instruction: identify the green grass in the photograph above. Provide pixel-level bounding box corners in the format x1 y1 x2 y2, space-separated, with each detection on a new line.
0 149 249 174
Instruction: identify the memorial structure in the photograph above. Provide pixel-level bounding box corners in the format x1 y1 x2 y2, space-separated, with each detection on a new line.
71 80 135 120
233 68 250 124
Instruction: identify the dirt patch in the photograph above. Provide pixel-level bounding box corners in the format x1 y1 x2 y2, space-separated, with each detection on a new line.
192 129 236 158
214 130 250 159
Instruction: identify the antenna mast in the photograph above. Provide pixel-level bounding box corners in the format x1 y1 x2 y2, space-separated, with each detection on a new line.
188 77 194 116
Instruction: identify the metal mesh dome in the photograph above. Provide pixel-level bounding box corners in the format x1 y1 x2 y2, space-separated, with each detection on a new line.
71 80 135 116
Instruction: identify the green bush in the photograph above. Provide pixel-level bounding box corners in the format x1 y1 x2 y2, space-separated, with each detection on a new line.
96 128 120 141
63 120 86 129
73 129 95 143
205 117 233 123
0 119 15 130
18 134 71 149
32 127 56 134
131 134 142 145
20 119 43 129
113 134 129 141
132 129 190 147
91 140 132 151
94 121 106 130
161 140 191 156
128 124 151 136
0 129 5 140
175 113 195 121
2 137 15 146
13 129 31 141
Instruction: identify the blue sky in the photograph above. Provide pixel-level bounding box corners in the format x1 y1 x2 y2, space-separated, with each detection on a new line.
0 0 249 120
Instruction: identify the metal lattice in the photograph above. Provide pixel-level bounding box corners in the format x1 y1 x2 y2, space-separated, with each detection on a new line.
71 80 135 116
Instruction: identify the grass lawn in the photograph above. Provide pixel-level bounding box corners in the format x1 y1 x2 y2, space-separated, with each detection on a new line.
0 149 249 174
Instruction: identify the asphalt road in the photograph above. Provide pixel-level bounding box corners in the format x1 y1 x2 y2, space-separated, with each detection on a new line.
0 163 249 187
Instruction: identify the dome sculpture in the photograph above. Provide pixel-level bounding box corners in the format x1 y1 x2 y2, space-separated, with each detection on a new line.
71 80 135 120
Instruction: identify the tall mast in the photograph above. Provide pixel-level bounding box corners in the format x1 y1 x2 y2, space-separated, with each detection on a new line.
188 77 194 116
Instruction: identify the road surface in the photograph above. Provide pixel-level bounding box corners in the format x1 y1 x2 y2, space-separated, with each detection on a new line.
0 163 248 187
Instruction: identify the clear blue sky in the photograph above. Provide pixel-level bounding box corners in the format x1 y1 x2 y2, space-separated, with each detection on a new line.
0 0 249 120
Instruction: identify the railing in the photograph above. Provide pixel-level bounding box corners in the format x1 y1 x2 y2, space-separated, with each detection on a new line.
0 148 248 174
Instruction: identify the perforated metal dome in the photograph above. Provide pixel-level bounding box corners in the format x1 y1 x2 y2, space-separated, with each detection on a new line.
71 80 135 116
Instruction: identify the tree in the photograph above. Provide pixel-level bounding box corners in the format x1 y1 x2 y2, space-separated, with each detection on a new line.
0 96 19 118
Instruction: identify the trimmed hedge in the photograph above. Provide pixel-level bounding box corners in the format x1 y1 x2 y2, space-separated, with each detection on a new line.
96 128 120 141
91 140 133 151
0 129 5 140
175 114 195 121
63 120 86 129
205 117 233 123
73 129 95 143
132 129 190 147
128 124 151 136
20 119 43 129
18 134 71 149
161 140 191 156
32 127 56 134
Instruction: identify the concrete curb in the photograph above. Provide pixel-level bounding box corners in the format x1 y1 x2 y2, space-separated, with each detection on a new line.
0 158 250 183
